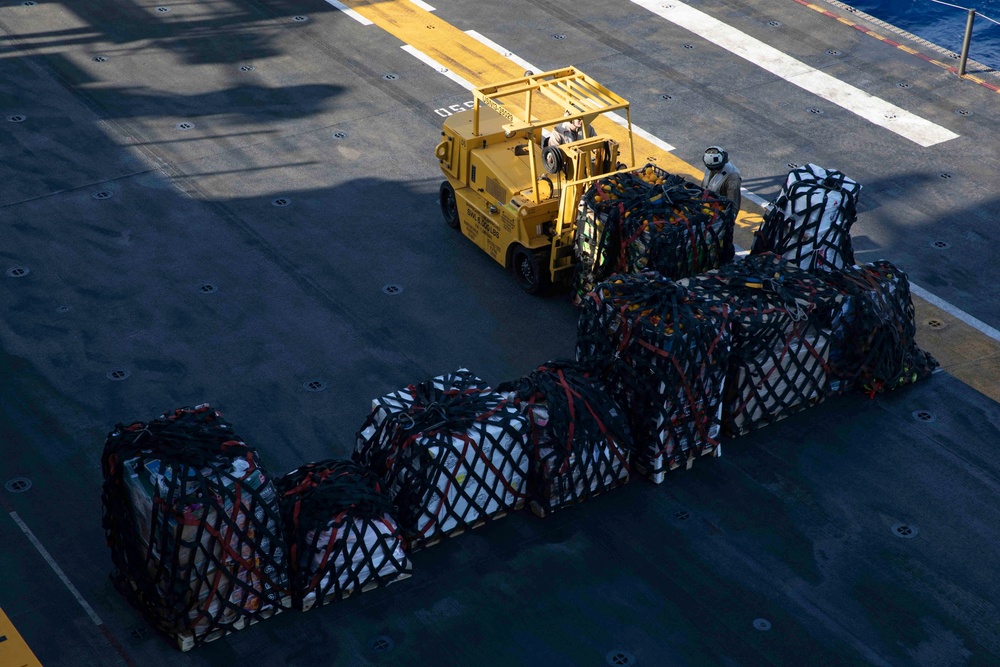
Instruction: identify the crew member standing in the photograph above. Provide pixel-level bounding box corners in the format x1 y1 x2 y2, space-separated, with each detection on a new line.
701 145 741 262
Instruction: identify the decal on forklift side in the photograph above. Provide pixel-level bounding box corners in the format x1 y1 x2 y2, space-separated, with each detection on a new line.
483 97 514 122
466 205 500 240
435 100 476 117
501 211 516 234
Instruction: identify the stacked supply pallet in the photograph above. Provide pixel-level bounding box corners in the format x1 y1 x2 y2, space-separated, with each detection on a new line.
574 165 735 302
577 273 731 483
101 405 289 651
498 361 632 516
823 260 939 396
354 369 530 550
681 254 844 436
752 163 862 272
275 460 411 611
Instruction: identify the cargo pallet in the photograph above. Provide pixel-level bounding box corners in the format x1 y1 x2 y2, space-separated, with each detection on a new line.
633 443 721 485
410 500 523 552
528 479 625 519
175 595 292 652
299 572 413 612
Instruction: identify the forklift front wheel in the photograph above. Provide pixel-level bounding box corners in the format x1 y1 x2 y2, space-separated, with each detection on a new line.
510 245 551 295
440 181 460 229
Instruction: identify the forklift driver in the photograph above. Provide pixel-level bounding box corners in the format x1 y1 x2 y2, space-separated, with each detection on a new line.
545 111 595 147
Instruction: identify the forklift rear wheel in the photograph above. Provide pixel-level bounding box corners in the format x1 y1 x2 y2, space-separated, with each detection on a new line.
511 245 550 295
440 181 460 229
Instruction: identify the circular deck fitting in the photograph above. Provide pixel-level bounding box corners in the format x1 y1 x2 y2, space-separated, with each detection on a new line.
293 15 309 22
22 1 37 5
884 112 898 120
56 305 72 313
155 6 171 12
891 522 919 539
107 369 131 381
897 82 912 88
674 509 691 521
303 379 327 392
768 20 782 27
660 3 676 8
646 156 658 162
426 24 436 29
368 635 394 653
176 121 195 130
911 409 936 423
197 283 217 293
271 197 292 207
552 34 566 40
787 162 799 169
5 477 32 493
661 94 673 100
938 173 953 180
606 650 636 666
807 107 823 115
383 73 398 80
926 319 944 330
826 49 841 56
333 131 348 139
8 114 26 123
683 43 695 49
956 109 972 116
753 618 772 631
92 190 113 200
94 55 109 62
931 240 950 249
240 64 255 72
382 284 403 295
948 53 960 59
6 266 30 278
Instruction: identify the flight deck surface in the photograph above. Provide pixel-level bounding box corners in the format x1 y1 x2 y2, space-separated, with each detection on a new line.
1 0 999 665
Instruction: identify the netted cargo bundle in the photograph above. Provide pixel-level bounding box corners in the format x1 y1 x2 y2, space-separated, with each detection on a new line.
577 273 731 483
751 163 861 272
574 165 735 302
821 260 938 396
353 369 529 550
275 460 411 611
680 254 845 436
497 360 632 516
101 404 288 651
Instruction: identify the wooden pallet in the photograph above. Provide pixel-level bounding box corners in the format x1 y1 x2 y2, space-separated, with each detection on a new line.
299 572 412 612
634 444 720 485
175 595 292 652
410 500 523 552
527 474 630 519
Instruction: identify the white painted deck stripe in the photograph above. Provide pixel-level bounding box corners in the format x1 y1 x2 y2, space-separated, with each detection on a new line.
10 511 103 625
400 45 474 90
629 0 959 147
409 0 436 12
324 0 373 25
464 31 676 151
909 283 1000 342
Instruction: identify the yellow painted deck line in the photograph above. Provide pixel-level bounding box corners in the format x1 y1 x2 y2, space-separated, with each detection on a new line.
342 0 999 403
0 606 42 667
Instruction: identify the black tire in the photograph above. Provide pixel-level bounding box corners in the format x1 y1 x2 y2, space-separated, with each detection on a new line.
542 146 564 175
440 181 460 229
510 245 551 295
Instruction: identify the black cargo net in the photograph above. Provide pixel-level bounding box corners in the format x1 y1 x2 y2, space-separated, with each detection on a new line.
353 369 529 549
497 360 632 515
101 405 288 650
752 164 861 272
275 460 411 610
574 165 735 302
577 273 731 482
822 261 938 396
680 254 845 436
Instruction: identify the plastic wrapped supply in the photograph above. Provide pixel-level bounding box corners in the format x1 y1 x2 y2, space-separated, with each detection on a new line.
574 165 736 302
680 254 845 436
822 260 938 396
752 164 861 272
497 361 632 516
354 369 530 550
275 460 411 611
101 405 289 651
577 273 731 483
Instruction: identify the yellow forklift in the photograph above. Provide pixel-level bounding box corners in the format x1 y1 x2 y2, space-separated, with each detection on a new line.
435 68 637 293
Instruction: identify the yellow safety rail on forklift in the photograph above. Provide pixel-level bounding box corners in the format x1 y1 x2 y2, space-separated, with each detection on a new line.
0 606 42 667
436 68 638 293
